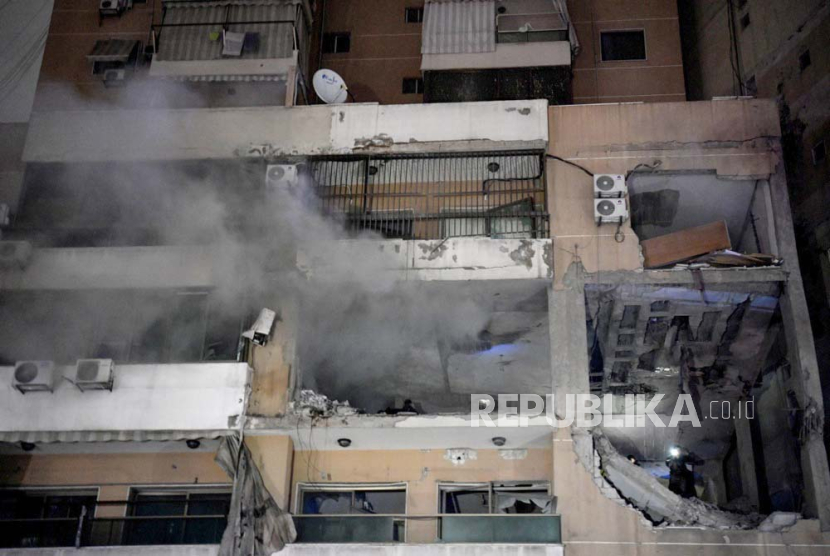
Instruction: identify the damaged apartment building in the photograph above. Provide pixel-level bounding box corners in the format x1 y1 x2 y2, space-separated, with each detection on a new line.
0 1 829 555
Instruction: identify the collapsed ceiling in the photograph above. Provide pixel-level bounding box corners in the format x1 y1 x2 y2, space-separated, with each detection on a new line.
585 282 783 462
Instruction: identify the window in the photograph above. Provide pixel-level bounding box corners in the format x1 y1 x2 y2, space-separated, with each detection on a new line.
402 77 424 94
405 7 424 23
799 50 811 72
296 485 406 542
813 140 826 165
740 13 750 30
124 489 231 546
600 30 646 61
439 482 552 514
322 32 351 54
0 489 97 549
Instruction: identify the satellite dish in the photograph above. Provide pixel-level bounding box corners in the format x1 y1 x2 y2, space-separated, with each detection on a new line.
312 69 349 104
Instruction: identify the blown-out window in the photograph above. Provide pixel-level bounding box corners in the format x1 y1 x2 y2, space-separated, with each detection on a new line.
439 482 553 514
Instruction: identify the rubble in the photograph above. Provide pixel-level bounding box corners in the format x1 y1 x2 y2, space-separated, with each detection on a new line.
592 430 764 529
290 390 359 418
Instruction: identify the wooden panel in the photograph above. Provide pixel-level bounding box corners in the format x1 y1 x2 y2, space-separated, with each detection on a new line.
641 220 731 268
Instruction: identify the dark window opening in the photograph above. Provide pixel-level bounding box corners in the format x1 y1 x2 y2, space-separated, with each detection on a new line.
600 30 646 61
322 33 350 54
813 141 826 165
124 490 231 546
405 7 424 23
799 50 811 72
740 13 751 30
402 77 424 94
0 490 97 549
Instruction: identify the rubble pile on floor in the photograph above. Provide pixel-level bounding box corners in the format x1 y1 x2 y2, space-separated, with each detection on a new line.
290 390 359 418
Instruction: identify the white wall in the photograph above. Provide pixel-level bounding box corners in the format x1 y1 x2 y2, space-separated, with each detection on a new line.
0 246 217 290
0 0 54 123
0 363 249 434
23 100 549 163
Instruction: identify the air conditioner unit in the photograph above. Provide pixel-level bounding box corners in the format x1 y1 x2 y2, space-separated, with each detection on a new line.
266 164 299 189
594 198 629 224
12 361 56 394
103 69 126 87
0 241 33 269
71 359 114 392
99 0 128 16
593 174 626 197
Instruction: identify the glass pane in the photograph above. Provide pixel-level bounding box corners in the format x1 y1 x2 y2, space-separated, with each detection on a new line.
184 493 230 544
125 494 186 545
355 491 405 514
443 490 490 514
301 492 352 515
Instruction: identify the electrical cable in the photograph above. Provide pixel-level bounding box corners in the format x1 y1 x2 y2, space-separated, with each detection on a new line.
545 154 594 177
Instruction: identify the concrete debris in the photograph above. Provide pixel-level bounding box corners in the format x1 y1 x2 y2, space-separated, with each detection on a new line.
290 389 358 418
593 431 763 529
757 511 800 532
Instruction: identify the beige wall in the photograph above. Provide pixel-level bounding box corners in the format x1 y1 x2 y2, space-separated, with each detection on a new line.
547 99 780 285
569 0 686 104
0 451 230 518
247 435 294 510
291 447 551 542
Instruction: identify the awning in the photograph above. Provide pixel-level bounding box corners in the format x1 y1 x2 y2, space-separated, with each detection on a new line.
551 0 580 54
0 429 234 443
422 0 496 54
156 0 299 62
87 39 139 62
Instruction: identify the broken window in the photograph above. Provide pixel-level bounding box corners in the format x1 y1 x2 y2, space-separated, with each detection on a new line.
439 482 552 514
295 484 406 542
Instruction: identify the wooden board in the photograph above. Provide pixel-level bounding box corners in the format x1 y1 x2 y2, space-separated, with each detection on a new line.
641 221 732 269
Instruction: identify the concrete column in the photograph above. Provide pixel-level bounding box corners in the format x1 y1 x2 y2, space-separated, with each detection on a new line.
767 152 830 528
245 435 295 511
248 297 298 417
548 261 590 416
734 413 760 510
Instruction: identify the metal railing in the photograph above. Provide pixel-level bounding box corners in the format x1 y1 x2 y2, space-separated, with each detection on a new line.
309 150 549 241
0 499 229 549
293 514 562 544
496 12 569 44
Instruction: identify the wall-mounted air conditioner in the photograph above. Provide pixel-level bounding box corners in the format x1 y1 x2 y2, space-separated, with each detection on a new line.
103 69 126 87
593 174 626 197
594 198 629 224
71 359 114 392
0 241 33 269
266 164 299 189
12 361 56 394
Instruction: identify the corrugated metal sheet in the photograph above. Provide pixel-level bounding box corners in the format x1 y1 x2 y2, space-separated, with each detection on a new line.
422 0 496 54
157 0 298 62
0 430 233 443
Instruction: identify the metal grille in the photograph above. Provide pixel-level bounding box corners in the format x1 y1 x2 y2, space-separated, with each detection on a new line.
309 150 549 240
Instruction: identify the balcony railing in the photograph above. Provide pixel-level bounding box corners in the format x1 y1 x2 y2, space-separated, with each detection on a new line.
0 499 228 549
496 12 569 44
309 151 549 241
293 514 562 544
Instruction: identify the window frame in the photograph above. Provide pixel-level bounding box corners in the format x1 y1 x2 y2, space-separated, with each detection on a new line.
404 7 424 24
437 481 552 515
0 487 100 519
322 32 351 54
294 482 408 515
402 77 425 95
599 29 647 62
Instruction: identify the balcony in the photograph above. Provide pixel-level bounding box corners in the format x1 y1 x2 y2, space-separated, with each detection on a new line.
0 362 248 441
148 0 309 82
